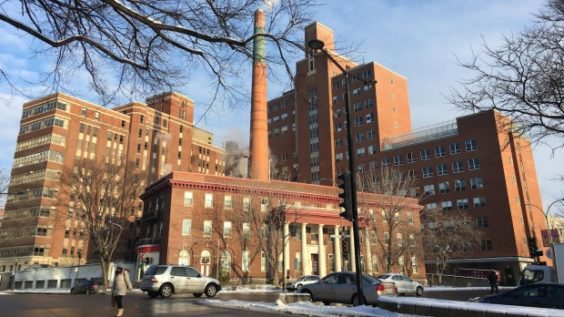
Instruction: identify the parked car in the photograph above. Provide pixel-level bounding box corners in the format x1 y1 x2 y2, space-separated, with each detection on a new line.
475 283 564 309
70 279 102 295
376 273 424 296
300 272 397 306
286 275 321 291
140 265 221 298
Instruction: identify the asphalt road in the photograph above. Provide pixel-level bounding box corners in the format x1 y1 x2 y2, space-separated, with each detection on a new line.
0 292 290 317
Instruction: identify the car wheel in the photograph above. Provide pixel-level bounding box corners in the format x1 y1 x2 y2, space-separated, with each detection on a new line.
86 289 90 295
159 284 173 298
193 293 203 298
416 286 423 297
322 301 331 306
300 289 314 302
148 291 159 298
352 294 366 307
205 284 218 298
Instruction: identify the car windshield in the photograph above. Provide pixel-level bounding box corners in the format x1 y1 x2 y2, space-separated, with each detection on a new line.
376 274 391 279
145 265 168 276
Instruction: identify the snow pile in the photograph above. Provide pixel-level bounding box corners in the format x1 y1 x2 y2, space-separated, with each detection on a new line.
12 289 71 294
204 299 413 317
219 285 282 293
426 286 512 292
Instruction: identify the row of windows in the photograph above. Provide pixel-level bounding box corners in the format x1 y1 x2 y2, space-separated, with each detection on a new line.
0 245 35 257
15 134 66 152
423 177 484 195
425 196 486 210
182 192 271 211
2 206 55 219
22 101 67 119
13 150 64 168
10 169 61 186
7 187 59 203
19 116 67 135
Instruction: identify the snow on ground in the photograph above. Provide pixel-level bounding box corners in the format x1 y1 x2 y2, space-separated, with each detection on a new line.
204 299 415 317
378 296 564 317
425 286 513 292
219 285 282 293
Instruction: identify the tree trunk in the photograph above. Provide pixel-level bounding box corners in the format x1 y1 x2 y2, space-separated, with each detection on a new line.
100 256 111 292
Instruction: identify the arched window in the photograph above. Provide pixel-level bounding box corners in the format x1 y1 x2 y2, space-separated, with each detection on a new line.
201 250 211 264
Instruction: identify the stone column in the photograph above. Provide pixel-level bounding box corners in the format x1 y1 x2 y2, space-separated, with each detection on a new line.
318 224 326 277
349 227 356 272
301 223 308 275
365 228 372 274
334 225 342 272
284 223 290 278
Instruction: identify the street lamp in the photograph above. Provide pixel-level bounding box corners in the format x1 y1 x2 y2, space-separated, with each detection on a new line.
309 39 367 305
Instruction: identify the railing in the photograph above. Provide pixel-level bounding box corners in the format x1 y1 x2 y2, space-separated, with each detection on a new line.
382 120 458 150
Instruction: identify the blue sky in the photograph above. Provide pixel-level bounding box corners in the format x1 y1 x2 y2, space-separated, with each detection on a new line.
0 0 562 209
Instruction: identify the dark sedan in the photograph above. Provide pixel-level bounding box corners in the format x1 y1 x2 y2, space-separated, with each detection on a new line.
70 279 102 294
476 283 564 309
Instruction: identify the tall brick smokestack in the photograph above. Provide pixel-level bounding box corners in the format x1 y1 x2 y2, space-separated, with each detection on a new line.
249 9 269 181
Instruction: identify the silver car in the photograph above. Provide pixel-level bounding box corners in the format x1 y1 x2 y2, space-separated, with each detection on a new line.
300 272 397 306
140 265 221 298
376 273 424 296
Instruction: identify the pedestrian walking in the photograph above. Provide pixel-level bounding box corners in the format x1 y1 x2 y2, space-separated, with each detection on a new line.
112 266 132 317
488 269 499 294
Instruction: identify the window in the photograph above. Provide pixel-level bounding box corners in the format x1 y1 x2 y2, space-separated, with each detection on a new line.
381 157 391 167
407 169 417 179
468 158 481 170
357 147 365 157
436 163 448 176
355 132 364 143
481 239 492 251
204 193 213 208
394 155 404 166
367 129 376 140
354 116 363 126
409 234 416 247
182 219 192 236
183 191 193 207
407 211 414 224
457 198 469 209
465 139 478 151
455 179 467 191
366 113 374 123
477 216 489 228
412 256 418 274
435 145 446 157
425 203 437 210
384 232 390 244
424 184 435 196
203 220 212 237
420 149 430 160
407 152 416 163
243 197 251 211
439 182 450 194
368 145 377 155
473 197 486 208
261 198 269 212
223 221 232 238
449 142 461 155
224 195 233 209
242 250 250 272
470 176 484 189
397 233 403 246
452 161 464 173
242 223 250 238
441 201 453 211
422 166 433 178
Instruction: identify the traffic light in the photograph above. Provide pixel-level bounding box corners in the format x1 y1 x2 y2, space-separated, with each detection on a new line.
337 172 353 221
527 237 543 258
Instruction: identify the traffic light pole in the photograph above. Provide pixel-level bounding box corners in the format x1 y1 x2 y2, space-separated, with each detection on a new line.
309 40 365 305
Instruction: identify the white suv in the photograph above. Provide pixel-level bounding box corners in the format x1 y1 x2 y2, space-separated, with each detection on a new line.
141 265 221 298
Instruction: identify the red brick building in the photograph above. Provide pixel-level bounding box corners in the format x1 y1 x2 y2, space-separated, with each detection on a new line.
139 172 424 283
0 92 225 272
268 22 547 282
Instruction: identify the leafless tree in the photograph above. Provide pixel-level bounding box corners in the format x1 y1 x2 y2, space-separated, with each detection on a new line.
0 1 315 107
59 159 146 290
421 208 482 284
450 0 564 147
359 166 422 273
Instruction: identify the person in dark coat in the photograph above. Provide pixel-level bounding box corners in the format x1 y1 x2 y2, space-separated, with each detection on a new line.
488 269 499 294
